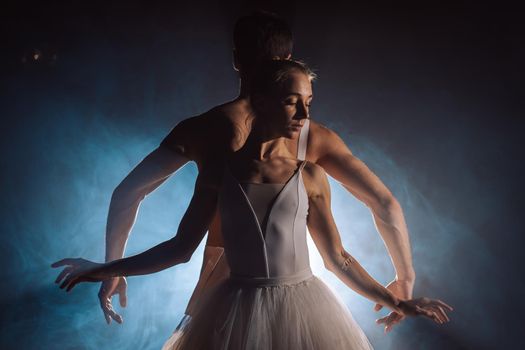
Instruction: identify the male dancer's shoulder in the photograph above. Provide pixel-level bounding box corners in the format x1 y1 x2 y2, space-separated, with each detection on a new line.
159 106 238 163
307 120 352 162
301 160 330 198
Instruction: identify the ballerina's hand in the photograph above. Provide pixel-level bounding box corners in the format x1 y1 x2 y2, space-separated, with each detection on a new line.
396 297 453 325
51 258 107 292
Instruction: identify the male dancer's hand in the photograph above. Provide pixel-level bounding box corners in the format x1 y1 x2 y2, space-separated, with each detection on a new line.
374 278 414 333
98 277 127 325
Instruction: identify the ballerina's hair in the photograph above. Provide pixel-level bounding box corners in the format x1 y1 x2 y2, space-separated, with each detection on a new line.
251 59 317 96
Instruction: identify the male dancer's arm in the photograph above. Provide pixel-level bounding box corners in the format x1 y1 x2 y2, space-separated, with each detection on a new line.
303 163 451 332
100 122 193 324
53 173 219 291
310 122 415 314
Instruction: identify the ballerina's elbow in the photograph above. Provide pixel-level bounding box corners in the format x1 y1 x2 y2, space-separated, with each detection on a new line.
173 249 193 265
323 252 354 273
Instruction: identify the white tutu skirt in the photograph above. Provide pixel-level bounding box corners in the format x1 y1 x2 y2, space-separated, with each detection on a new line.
162 275 373 350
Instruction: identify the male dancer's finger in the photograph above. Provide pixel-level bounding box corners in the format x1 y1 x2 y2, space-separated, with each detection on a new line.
429 310 441 324
99 295 112 324
436 305 450 322
105 302 123 324
117 281 128 308
104 308 111 325
435 299 454 311
415 305 433 318
432 305 449 323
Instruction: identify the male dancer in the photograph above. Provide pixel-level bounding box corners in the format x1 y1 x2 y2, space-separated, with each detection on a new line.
101 11 415 332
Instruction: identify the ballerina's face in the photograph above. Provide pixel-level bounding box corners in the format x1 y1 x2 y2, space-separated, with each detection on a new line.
255 70 313 139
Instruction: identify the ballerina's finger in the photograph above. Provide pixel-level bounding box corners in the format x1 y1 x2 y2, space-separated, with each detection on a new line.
376 315 393 333
54 267 73 284
387 314 405 332
65 277 84 292
391 313 404 325
60 273 79 291
385 316 402 333
375 314 392 325
376 312 402 331
51 258 79 268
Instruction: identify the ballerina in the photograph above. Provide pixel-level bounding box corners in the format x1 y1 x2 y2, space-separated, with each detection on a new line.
53 59 452 349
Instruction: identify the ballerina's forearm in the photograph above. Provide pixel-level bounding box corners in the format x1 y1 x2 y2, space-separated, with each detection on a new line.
101 176 217 278
326 251 402 313
101 238 191 277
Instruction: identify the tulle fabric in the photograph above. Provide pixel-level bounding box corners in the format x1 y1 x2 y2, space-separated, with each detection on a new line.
162 275 373 350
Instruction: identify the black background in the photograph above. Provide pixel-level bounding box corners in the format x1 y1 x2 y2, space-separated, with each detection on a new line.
1 1 524 349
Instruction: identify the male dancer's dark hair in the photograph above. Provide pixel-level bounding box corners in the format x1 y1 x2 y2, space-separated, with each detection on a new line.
233 11 293 75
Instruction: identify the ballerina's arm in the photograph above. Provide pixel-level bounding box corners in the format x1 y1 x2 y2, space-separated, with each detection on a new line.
52 172 219 290
303 162 452 324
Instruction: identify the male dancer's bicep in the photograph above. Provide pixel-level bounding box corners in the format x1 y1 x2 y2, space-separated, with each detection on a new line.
160 118 195 160
112 147 189 207
315 128 394 209
160 113 235 164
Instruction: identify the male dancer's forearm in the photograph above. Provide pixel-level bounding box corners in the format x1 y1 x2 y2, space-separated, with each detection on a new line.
105 191 143 262
366 195 415 282
104 147 190 262
319 149 416 284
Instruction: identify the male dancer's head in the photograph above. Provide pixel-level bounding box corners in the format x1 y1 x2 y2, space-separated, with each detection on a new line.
232 11 293 96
